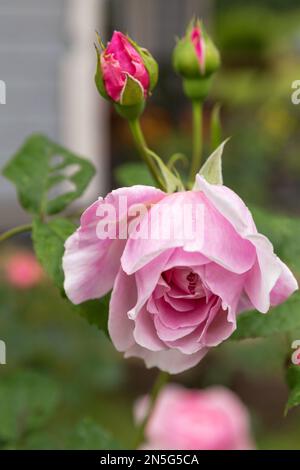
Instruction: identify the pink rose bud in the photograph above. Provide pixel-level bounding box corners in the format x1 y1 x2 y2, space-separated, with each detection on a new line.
173 19 220 100
4 251 43 289
63 177 298 374
191 25 206 74
135 385 255 450
95 31 158 116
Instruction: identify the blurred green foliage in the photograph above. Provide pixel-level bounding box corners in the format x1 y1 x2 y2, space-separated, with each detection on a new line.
0 370 60 445
286 366 300 413
0 276 131 449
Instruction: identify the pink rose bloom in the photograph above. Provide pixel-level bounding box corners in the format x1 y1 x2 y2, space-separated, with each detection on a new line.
101 31 150 102
63 177 298 374
191 26 205 73
4 251 43 289
135 385 254 450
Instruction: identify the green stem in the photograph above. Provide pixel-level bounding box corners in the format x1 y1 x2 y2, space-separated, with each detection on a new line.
189 100 203 183
128 119 165 191
133 371 169 449
0 224 32 243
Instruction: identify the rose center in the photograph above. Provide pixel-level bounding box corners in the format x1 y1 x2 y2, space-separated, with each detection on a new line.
186 272 199 294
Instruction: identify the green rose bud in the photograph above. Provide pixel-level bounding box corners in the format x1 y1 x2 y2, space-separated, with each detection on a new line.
173 19 220 101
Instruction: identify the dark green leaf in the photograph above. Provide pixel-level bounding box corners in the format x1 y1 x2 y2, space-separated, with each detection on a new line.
75 295 110 337
32 218 76 290
32 217 110 336
2 134 95 215
67 418 119 450
232 292 300 340
0 370 60 442
285 366 300 414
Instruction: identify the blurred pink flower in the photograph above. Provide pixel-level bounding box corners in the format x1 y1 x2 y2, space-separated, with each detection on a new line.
135 385 254 450
4 251 43 289
101 31 150 102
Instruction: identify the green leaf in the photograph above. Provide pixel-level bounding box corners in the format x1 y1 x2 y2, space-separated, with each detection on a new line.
285 366 300 414
0 370 60 442
2 134 95 215
139 47 159 91
75 295 110 337
146 148 185 192
32 218 76 290
232 292 300 340
67 418 119 450
198 138 229 185
32 217 110 336
115 162 155 187
94 43 108 99
120 74 144 106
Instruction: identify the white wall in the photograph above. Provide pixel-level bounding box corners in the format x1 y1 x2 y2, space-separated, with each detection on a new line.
0 0 109 229
61 0 109 204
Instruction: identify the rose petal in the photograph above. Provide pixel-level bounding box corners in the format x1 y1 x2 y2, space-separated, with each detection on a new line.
108 268 136 351
124 344 208 374
154 296 211 329
134 307 165 351
203 263 246 321
270 259 298 306
63 185 164 304
126 247 209 320
122 191 256 275
194 175 298 313
245 234 282 313
154 315 197 342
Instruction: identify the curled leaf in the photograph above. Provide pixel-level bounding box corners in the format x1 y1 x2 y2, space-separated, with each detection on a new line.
167 153 188 171
146 149 185 192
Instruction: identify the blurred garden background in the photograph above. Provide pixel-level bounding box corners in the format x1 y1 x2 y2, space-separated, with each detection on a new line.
0 0 300 449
